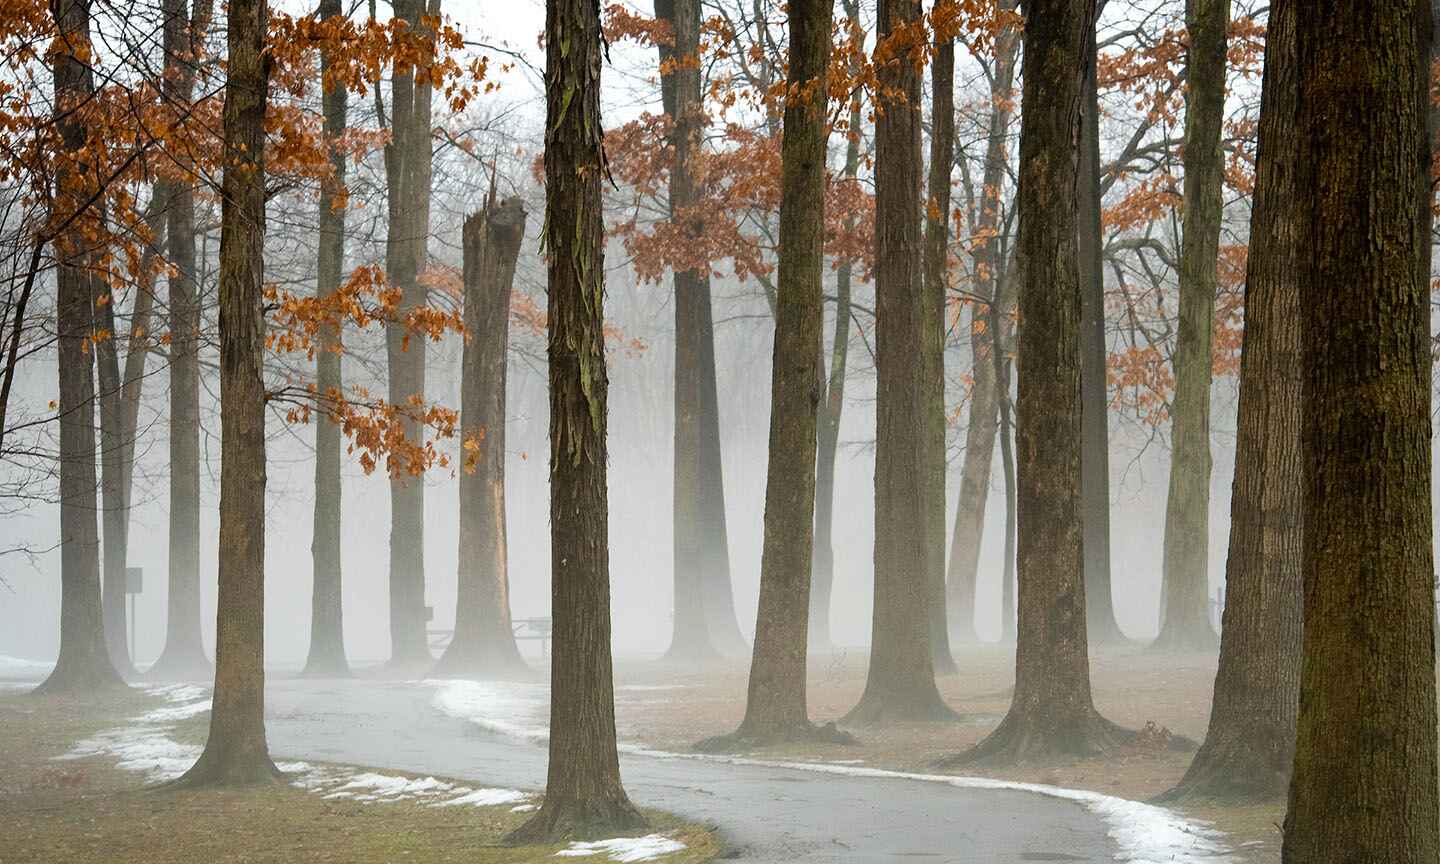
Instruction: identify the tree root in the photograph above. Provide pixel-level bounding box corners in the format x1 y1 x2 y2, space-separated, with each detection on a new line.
693 720 858 753
937 708 1131 768
144 648 214 683
504 795 648 844
1153 733 1291 804
841 685 960 726
429 647 534 682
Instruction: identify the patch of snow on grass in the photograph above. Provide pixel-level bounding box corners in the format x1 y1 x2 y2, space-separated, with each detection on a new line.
61 725 203 782
555 835 687 862
439 787 531 807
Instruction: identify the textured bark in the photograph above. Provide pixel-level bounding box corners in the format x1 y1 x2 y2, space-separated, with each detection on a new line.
435 197 529 679
382 0 441 670
993 260 1017 646
172 0 277 786
809 0 862 654
1159 1 1300 803
95 229 134 679
946 6 1016 647
1281 1 1438 859
1077 3 1124 646
35 0 126 696
943 0 1127 764
699 0 852 751
1154 0 1228 653
921 21 956 677
843 0 955 725
149 0 213 682
658 0 746 665
304 0 350 679
507 0 644 838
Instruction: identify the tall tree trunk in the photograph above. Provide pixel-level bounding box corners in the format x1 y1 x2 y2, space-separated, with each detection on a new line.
95 229 134 679
658 0 746 664
843 0 956 725
1282 0 1438 858
383 0 439 670
435 195 529 679
173 0 277 786
943 0 1127 764
994 261 1016 646
304 0 350 678
1155 0 1228 653
150 0 213 681
1158 0 1300 803
946 3 1017 647
508 0 644 837
922 11 957 677
699 0 850 750
1077 0 1124 646
35 0 125 696
810 0 863 654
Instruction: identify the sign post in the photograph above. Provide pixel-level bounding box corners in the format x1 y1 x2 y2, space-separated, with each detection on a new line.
125 567 143 664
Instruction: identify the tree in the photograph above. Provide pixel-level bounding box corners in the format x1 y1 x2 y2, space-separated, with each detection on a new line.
922 0 957 677
946 0 1018 646
1076 0 1123 646
149 0 215 682
1158 0 1300 803
942 0 1126 764
434 192 530 679
656 0 748 665
383 0 442 671
303 0 351 679
507 0 645 839
843 0 956 725
1281 0 1438 858
34 0 127 696
172 0 277 786
1154 0 1229 653
696 0 853 750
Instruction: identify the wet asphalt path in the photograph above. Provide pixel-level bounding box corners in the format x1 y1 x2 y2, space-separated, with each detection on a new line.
265 678 1115 864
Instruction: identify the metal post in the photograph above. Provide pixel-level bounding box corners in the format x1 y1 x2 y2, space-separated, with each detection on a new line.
128 593 135 663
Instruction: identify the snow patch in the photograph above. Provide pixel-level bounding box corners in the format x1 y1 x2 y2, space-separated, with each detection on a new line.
439 787 531 807
427 679 550 742
555 835 687 862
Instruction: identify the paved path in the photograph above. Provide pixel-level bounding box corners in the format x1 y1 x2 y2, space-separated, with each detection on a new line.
265 678 1116 863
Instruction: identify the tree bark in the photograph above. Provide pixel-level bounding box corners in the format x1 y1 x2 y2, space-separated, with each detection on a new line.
946 4 1017 647
658 0 747 665
1158 0 1300 803
35 0 126 696
172 0 277 786
942 0 1127 764
434 196 529 679
383 0 440 670
698 0 853 751
304 0 350 678
1154 0 1228 653
843 0 956 725
1281 1 1438 858
507 0 644 837
922 12 957 677
149 0 213 681
1077 0 1124 646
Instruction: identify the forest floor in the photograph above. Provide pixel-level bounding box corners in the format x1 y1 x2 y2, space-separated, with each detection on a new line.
611 644 1283 864
0 685 719 864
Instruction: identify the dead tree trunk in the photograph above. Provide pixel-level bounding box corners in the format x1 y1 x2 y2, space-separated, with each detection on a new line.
1158 0 1300 803
507 0 644 837
1281 1 1438 858
304 0 350 678
435 195 529 679
149 0 213 682
172 0 278 786
942 0 1128 764
1154 0 1228 653
922 16 957 677
698 0 853 751
35 0 126 696
946 3 1017 646
843 0 956 725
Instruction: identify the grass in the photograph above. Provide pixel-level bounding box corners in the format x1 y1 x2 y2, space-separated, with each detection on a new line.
0 687 720 864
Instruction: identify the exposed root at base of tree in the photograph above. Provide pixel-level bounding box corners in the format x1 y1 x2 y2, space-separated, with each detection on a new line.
1152 733 1291 804
692 720 858 753
32 662 130 696
165 749 283 789
936 708 1132 768
144 649 214 683
504 795 648 844
429 648 535 682
841 686 960 726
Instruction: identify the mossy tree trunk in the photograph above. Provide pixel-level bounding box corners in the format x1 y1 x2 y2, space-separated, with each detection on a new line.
1159 0 1300 803
1154 0 1229 653
173 0 278 786
1281 1 1438 859
844 0 956 725
508 0 645 839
